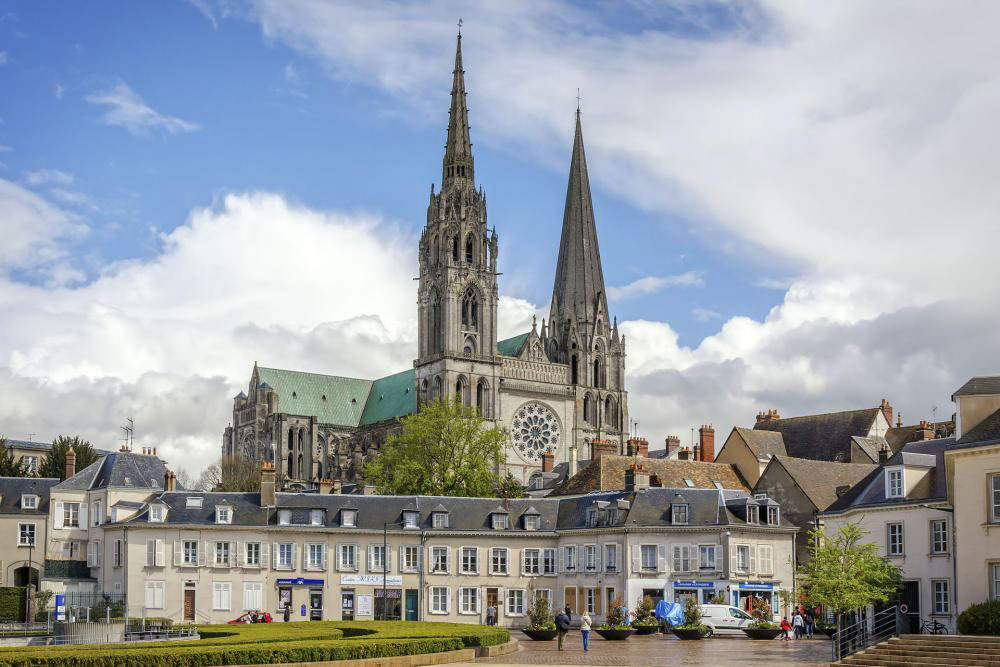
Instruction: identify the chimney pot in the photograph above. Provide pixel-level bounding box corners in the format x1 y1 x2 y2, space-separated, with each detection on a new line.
698 424 716 462
542 452 555 472
877 447 889 464
64 445 77 480
880 399 893 427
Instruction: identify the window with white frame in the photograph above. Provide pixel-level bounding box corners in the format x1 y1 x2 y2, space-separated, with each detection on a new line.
306 543 326 570
21 495 37 510
886 468 904 499
18 523 35 547
213 582 231 611
542 548 556 575
113 539 123 567
460 587 479 614
403 511 419 529
506 589 524 615
584 545 597 571
491 547 508 574
146 539 164 567
607 508 619 526
932 579 950 614
432 512 448 529
402 545 420 572
586 508 598 527
276 542 294 569
63 502 80 528
215 541 231 566
536 589 551 606
430 586 449 613
747 505 759 524
149 505 163 522
245 542 261 567
145 581 164 610
216 506 231 524
186 497 203 509
86 540 101 567
92 500 102 526
606 587 616 609
523 548 541 575
699 544 716 570
461 547 478 574
492 513 509 530
341 509 357 527
887 523 904 556
310 509 324 526
672 545 691 572
564 546 577 571
524 514 540 530
758 545 774 575
369 544 387 572
930 520 948 554
605 544 618 571
278 510 291 525
183 540 198 566
24 456 38 475
431 546 448 573
338 543 357 571
244 582 263 611
586 588 595 614
991 474 1000 523
768 506 779 525
993 564 1000 601
672 504 689 525
640 544 657 570
736 544 751 571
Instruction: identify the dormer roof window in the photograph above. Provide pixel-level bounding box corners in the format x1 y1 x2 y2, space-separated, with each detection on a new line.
148 504 165 523
21 495 38 510
885 467 904 499
431 507 449 529
767 506 780 525
215 504 232 525
746 504 759 525
672 501 689 525
586 508 598 527
341 508 357 528
490 506 510 530
403 510 420 529
522 507 541 531
186 497 203 509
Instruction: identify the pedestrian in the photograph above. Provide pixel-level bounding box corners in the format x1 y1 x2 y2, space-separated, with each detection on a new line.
283 604 291 623
555 606 571 651
485 605 495 626
580 611 592 653
805 610 814 639
779 616 791 641
793 610 804 639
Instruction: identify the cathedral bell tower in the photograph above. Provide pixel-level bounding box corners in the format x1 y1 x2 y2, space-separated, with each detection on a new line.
415 31 500 416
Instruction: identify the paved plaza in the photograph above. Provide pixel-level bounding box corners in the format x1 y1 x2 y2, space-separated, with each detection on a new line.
465 631 833 666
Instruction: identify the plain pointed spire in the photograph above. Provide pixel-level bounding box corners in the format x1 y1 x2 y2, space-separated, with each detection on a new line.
442 31 474 188
550 110 608 326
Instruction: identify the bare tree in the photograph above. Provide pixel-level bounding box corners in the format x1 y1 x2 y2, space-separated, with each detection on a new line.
174 467 195 490
196 463 222 491
196 456 262 492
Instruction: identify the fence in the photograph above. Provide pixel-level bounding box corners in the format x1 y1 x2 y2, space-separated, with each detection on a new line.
832 605 905 661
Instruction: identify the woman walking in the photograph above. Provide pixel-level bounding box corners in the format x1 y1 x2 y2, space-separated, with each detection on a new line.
580 611 592 653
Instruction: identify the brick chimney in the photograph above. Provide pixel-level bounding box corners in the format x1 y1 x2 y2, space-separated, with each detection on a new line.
64 445 76 480
917 420 935 441
541 452 555 472
625 464 650 492
627 437 649 458
879 399 893 427
164 470 176 492
260 462 276 507
591 439 619 460
698 425 716 462
877 447 889 464
756 409 780 424
677 448 691 461
318 478 334 495
665 435 681 458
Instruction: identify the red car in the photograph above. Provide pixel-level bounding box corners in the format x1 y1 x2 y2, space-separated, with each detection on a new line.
228 611 273 624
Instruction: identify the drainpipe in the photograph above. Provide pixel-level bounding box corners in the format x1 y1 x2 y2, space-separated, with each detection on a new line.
419 530 427 622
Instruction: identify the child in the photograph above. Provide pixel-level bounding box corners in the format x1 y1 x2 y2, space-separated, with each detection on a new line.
779 616 792 641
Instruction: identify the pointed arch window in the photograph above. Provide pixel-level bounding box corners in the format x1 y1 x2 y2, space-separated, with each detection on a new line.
571 355 579 385
593 356 604 388
430 291 442 354
465 235 475 264
583 393 592 425
455 377 470 405
432 236 440 266
476 379 490 418
604 396 616 427
452 236 459 262
461 288 479 328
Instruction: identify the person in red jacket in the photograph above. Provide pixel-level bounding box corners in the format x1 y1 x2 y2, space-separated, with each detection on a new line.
779 617 792 641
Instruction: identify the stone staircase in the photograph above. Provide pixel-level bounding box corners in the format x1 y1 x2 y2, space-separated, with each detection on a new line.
836 634 1000 666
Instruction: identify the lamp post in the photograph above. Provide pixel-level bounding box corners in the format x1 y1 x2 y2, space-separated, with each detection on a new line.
382 521 403 620
25 536 34 624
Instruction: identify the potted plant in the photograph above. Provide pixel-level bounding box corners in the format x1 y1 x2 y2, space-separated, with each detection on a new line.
595 597 635 640
671 598 710 640
631 595 659 635
742 599 782 640
522 596 558 640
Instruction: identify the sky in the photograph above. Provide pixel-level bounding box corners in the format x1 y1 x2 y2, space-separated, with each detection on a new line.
1 1 999 477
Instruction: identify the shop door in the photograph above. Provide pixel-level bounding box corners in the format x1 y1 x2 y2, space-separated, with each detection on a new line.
183 589 196 622
486 589 499 619
310 590 323 621
341 592 354 621
405 590 418 621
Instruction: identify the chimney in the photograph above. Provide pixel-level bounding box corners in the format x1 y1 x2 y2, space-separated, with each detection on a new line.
698 425 716 462
677 448 691 461
665 435 681 458
591 439 619 460
625 464 650 492
877 447 889 464
260 462 276 507
835 485 851 498
332 479 342 494
896 413 903 429
362 485 377 495
879 399 893 427
917 420 934 441
756 409 781 424
164 470 176 492
627 437 648 458
318 478 333 495
64 445 76 480
541 452 554 472
569 444 578 477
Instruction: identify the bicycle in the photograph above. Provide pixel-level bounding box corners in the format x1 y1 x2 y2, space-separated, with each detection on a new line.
919 618 949 634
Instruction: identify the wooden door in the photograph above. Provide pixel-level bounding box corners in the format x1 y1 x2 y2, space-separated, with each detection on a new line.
183 589 195 621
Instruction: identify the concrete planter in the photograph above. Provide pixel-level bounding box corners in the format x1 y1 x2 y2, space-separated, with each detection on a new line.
521 629 558 641
53 621 126 645
671 627 708 640
742 627 782 640
632 624 659 635
594 628 635 640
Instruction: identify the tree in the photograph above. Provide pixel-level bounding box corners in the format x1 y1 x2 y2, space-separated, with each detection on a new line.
363 397 508 497
174 467 195 490
197 456 262 492
0 438 31 477
196 463 221 491
38 436 100 480
495 471 524 499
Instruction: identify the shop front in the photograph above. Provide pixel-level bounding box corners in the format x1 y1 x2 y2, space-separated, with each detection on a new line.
340 575 404 621
732 581 775 618
672 580 719 605
276 578 325 622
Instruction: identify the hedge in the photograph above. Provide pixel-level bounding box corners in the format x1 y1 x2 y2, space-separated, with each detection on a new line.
0 620 509 667
0 588 25 622
957 599 1000 636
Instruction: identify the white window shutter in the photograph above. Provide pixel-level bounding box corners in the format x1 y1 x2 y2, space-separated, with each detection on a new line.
229 542 237 567
631 544 641 572
95 542 102 567
557 547 564 574
87 541 95 567
261 543 270 569
425 546 433 572
386 546 392 573
156 539 165 566
238 542 246 567
79 502 88 529
519 549 526 576
272 543 279 569
205 541 212 566
417 545 423 570
146 539 154 567
672 545 681 572
292 543 299 570
54 501 64 530
473 547 480 574
749 545 756 574
595 545 602 571
730 544 738 573
446 587 451 614
657 544 667 573
174 541 183 566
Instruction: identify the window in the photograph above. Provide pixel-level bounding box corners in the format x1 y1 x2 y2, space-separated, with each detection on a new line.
605 544 618 571
18 523 35 547
758 545 774 575
145 581 164 610
586 508 598 527
524 515 540 531
431 546 449 573
992 474 1000 523
186 497 203 509
183 540 198 566
584 545 597 571
768 506 779 525
886 468 904 499
276 543 294 569
24 456 38 475
672 545 691 572
215 541 231 567
146 539 165 567
699 545 716 570
87 540 102 567
506 589 524 615
932 580 950 615
149 505 163 522
565 546 577 571
244 582 263 611
993 564 1000 601
747 505 759 524
310 510 324 526
641 544 657 570
369 544 387 572
491 547 508 575
213 582 231 611
278 510 291 525
736 545 751 571
542 548 556 575
113 539 123 567
460 587 479 614
216 506 231 524
930 520 949 554
63 502 80 528
403 511 419 529
586 588 595 614
341 509 357 527
536 589 552 606
607 508 619 526
492 513 509 530
21 495 37 510
431 586 449 614
338 543 357 571
245 542 261 567
403 545 420 572
887 523 904 556
306 543 326 570
672 504 689 525
93 500 102 526
461 547 478 574
523 548 541 575
606 587 616 610
432 512 449 529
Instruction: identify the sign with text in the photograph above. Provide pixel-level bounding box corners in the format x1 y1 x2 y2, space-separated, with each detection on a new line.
55 594 65 621
738 581 774 591
357 595 373 617
276 578 324 587
340 574 403 586
672 581 715 588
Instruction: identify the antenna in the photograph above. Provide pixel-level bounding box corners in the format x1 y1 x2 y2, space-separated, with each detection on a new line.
120 417 134 452
457 18 462 36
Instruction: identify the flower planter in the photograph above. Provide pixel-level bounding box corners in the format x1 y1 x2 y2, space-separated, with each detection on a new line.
521 629 558 641
595 628 635 640
742 627 782 640
632 624 659 635
671 627 708 640
819 626 837 638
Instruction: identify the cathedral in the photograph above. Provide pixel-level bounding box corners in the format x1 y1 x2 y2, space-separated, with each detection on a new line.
223 33 628 489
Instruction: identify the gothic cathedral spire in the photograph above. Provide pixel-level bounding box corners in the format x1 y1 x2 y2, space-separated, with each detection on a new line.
442 33 474 189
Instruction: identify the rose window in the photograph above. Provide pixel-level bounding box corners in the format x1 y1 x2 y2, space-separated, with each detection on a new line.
511 402 560 461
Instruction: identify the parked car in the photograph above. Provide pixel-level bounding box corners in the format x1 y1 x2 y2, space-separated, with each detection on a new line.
699 605 753 636
228 611 273 624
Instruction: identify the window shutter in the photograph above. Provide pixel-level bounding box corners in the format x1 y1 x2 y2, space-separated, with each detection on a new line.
386 546 392 573
425 546 433 573
749 545 756 574
205 541 212 566
87 541 95 567
146 539 155 567
594 587 602 615
54 501 64 530
520 548 526 576
261 542 270 569
475 587 481 613
79 502 88 529
631 544 641 573
565 586 576 614
594 545 602 571
557 547 564 573
657 544 667 572
174 541 183 566
576 588 585 615
474 547 480 574
445 587 452 614
156 539 165 566
238 542 246 567
273 543 279 569
292 543 299 570
229 542 237 567
730 544 738 573
95 542 102 566
672 545 681 572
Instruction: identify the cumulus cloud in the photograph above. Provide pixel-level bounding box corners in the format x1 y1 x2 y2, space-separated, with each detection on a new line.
0 178 87 272
608 272 703 301
692 307 720 321
24 169 74 186
86 82 200 135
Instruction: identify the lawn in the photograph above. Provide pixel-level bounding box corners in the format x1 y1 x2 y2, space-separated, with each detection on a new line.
0 620 509 666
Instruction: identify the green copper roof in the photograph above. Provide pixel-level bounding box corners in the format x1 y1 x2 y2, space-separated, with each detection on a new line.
497 332 529 357
360 368 417 426
257 367 372 427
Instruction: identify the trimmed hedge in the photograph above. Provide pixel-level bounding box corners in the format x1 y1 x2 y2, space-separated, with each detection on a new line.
0 620 509 666
0 588 25 622
957 600 1000 636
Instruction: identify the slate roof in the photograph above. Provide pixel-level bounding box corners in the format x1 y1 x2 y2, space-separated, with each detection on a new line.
753 408 881 461
823 438 953 513
952 376 1000 398
550 455 749 496
359 368 417 426
124 492 266 526
4 438 53 452
884 421 954 452
0 477 59 514
497 332 529 357
761 455 876 511
733 427 787 459
850 436 885 462
957 407 1000 445
53 452 173 492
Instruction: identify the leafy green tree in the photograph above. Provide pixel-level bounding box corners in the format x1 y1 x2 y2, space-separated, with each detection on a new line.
363 398 508 497
495 471 524 499
0 438 31 477
38 436 100 480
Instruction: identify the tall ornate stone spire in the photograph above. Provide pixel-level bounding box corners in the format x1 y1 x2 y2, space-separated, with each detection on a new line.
550 110 608 327
442 31 474 189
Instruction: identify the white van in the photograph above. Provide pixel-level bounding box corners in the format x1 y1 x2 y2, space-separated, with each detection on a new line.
699 604 754 636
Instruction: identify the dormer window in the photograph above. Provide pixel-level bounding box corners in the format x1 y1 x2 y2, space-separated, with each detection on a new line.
215 506 231 524
886 468 904 499
491 513 509 530
768 506 779 525
278 510 291 525
524 515 540 531
684 479 695 488
747 505 759 525
341 509 357 528
586 508 598 527
21 495 38 510
403 511 419 529
672 504 689 525
607 508 619 526
186 497 203 509
149 505 164 523
432 511 449 529
310 509 324 526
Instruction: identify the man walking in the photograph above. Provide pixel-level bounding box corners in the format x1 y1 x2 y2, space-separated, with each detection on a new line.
555 606 571 651
805 610 814 639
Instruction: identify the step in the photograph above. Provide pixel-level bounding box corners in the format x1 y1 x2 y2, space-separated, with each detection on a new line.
843 657 994 667
876 647 999 660
877 645 1000 657
899 634 1000 645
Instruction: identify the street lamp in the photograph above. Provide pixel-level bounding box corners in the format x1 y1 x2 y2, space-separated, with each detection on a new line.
381 521 404 620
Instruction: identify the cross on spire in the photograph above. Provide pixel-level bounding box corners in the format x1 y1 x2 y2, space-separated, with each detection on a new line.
576 88 582 112
457 18 463 35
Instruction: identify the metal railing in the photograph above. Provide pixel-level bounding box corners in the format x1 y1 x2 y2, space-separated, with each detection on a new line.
832 605 904 661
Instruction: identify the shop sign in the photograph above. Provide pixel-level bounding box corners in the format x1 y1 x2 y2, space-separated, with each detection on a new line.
276 578 325 586
357 595 373 616
340 574 403 586
739 581 774 590
672 581 715 588
374 589 402 598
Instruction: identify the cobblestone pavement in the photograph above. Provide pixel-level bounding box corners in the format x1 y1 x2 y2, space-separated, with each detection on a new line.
465 631 833 666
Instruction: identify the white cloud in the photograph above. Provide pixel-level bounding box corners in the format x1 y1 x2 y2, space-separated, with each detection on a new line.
0 178 87 272
187 0 219 30
607 272 703 301
86 82 200 135
692 307 720 321
24 169 74 186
